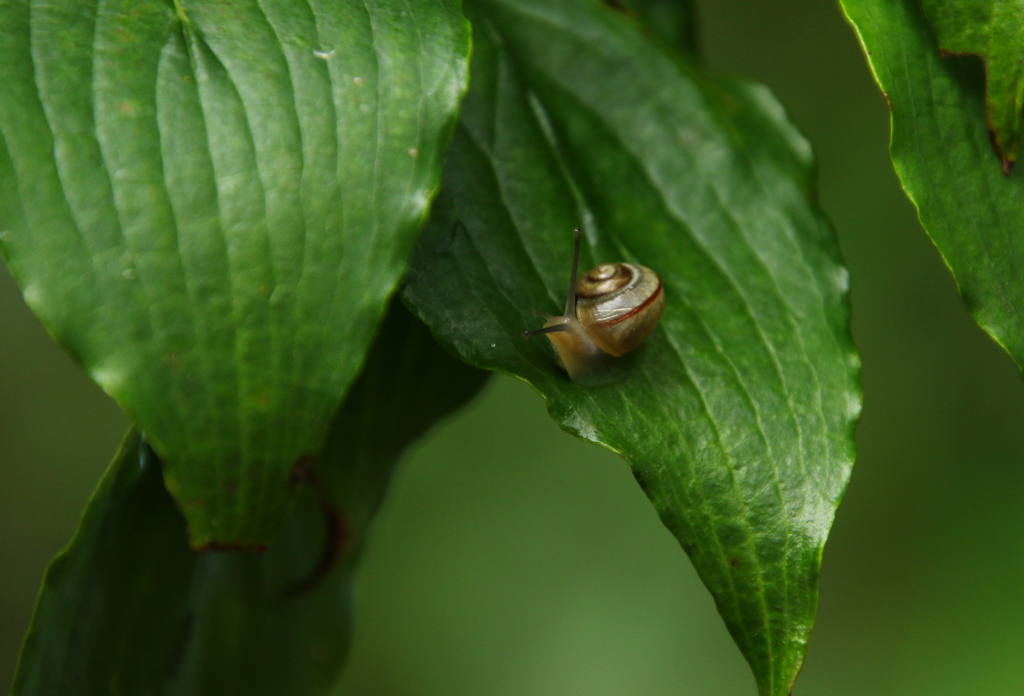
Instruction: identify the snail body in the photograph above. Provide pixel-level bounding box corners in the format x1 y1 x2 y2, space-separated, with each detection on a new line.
523 228 663 383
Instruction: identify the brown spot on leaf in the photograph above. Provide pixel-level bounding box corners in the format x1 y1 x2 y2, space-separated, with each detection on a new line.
116 100 140 117
934 48 1016 174
194 541 267 553
286 501 349 597
285 456 351 596
290 454 317 484
989 128 1015 174
600 0 633 14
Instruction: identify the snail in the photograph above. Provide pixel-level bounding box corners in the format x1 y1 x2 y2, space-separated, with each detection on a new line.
523 227 664 384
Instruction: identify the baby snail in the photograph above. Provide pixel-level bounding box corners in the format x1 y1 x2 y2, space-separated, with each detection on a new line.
522 227 664 384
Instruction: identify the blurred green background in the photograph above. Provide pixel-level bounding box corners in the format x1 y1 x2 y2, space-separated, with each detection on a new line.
4 0 1024 693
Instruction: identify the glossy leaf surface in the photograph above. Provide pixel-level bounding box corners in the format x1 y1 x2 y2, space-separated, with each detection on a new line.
0 0 470 546
403 1 860 693
920 0 1024 169
11 301 488 696
841 0 1024 373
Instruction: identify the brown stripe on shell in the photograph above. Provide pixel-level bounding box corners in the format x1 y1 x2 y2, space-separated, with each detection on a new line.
592 280 663 326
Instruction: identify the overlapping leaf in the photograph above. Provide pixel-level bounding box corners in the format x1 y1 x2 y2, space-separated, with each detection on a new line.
402 1 860 693
619 0 699 57
920 0 1024 170
10 301 488 696
0 0 470 547
841 0 1024 373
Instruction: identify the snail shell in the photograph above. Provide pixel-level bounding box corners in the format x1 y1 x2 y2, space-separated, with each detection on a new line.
523 229 664 383
575 262 664 357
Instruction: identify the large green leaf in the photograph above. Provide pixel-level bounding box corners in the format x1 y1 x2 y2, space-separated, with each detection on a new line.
919 0 1024 170
401 1 860 694
840 0 1024 372
10 300 488 696
0 0 470 547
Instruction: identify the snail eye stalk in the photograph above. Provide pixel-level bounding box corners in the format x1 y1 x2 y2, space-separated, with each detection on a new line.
564 227 582 318
522 324 569 339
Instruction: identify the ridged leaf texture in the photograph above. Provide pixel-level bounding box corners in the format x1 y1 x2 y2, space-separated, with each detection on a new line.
11 300 487 696
841 0 1024 377
0 0 470 547
401 0 861 693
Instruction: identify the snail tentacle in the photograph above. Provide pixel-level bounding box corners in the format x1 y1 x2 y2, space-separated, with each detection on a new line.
523 323 569 338
563 227 583 318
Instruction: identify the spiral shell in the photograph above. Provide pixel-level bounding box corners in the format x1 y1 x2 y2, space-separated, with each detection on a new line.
523 228 664 384
576 263 664 357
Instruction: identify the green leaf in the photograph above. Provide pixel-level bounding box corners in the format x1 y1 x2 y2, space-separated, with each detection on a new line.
0 0 470 547
10 432 195 696
619 0 699 58
919 0 1024 171
401 1 859 693
840 0 1024 373
11 300 488 696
